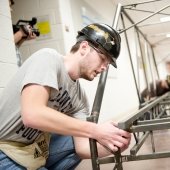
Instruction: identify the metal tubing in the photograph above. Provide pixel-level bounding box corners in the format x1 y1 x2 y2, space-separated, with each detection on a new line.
112 3 122 29
89 3 122 170
108 4 123 170
150 131 156 153
146 42 155 85
118 92 169 130
134 29 141 96
137 117 170 125
123 8 170 16
120 4 170 34
151 46 160 79
130 122 170 132
113 152 123 170
139 20 170 27
160 101 170 105
123 0 162 7
112 11 143 169
87 116 100 170
89 71 108 170
91 70 108 119
136 31 149 91
98 151 170 164
144 41 151 92
130 131 150 155
133 133 139 143
121 13 142 104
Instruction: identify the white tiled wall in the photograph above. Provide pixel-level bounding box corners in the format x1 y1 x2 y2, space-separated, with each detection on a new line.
58 0 76 53
0 0 18 94
0 0 11 17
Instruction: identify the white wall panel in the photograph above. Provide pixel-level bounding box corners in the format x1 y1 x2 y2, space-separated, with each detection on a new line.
0 63 18 88
0 0 17 91
0 0 11 17
0 15 14 41
0 37 16 63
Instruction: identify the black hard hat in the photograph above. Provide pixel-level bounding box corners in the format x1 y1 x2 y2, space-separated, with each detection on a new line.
77 23 121 68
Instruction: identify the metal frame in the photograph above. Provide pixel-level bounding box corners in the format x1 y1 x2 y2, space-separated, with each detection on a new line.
87 1 170 169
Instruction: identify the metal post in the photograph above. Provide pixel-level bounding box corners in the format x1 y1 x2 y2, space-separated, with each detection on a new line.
120 13 142 104
123 0 162 7
112 3 122 29
87 116 100 170
151 47 160 79
145 42 157 95
136 31 149 92
145 41 155 93
123 8 169 16
88 3 123 170
134 29 141 95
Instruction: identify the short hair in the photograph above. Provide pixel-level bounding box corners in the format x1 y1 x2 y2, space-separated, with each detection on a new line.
70 42 81 53
70 40 94 54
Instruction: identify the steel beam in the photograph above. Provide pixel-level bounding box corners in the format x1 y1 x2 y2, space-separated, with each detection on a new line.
123 0 163 8
98 151 170 164
130 122 170 132
118 93 169 130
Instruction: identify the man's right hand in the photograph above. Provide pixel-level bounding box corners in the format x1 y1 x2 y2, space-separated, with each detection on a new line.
93 121 131 152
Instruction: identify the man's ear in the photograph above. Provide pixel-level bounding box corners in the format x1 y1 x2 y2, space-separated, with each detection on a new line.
79 41 89 56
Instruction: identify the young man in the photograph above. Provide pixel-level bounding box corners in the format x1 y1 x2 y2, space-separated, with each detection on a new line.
0 23 131 170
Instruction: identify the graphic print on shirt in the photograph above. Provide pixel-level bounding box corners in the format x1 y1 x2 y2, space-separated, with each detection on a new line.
15 124 42 141
49 87 73 113
34 137 49 159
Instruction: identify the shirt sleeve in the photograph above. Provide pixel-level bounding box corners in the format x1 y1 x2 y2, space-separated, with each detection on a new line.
20 48 60 92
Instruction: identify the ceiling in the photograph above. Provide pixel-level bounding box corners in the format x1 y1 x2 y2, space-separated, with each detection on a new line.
84 0 170 64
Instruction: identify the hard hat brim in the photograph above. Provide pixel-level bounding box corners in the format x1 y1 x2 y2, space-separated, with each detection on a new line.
110 57 117 68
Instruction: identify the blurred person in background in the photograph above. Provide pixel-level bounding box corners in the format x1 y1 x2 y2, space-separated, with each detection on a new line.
9 0 37 66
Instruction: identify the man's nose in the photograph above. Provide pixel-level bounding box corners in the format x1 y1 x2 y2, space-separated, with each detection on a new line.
101 64 109 71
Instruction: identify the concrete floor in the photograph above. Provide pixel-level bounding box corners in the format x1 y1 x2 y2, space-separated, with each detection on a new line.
76 129 170 170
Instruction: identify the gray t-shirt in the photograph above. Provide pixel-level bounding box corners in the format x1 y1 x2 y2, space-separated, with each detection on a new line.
0 48 89 144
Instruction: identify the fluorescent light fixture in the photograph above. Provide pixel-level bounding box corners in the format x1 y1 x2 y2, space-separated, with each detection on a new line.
160 16 170 22
166 34 170 38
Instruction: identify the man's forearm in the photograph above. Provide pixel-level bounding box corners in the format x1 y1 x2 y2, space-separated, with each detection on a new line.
74 137 111 159
22 105 97 139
